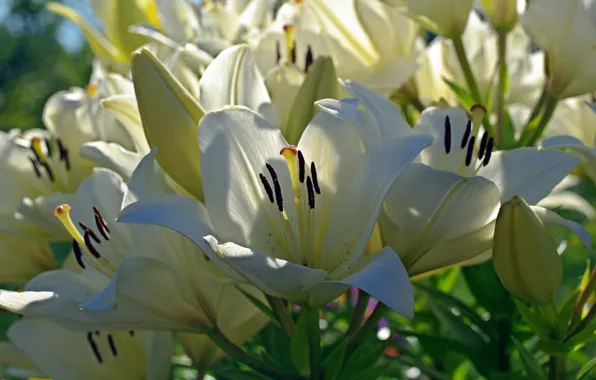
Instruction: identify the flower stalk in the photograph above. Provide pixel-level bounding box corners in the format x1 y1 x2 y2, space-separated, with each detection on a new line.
495 30 508 148
305 308 322 380
525 96 559 146
452 35 483 105
268 295 296 336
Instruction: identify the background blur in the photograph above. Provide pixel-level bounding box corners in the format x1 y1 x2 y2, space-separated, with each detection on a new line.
0 0 94 131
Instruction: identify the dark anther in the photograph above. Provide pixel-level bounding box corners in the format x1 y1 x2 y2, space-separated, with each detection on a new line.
483 137 494 166
461 120 472 149
266 164 284 212
30 144 41 162
44 138 53 158
259 173 275 203
298 150 305 183
444 116 452 154
39 162 54 182
129 330 135 337
93 206 110 233
29 158 41 178
306 176 315 209
275 40 281 63
95 214 110 241
291 41 296 64
79 222 100 243
465 136 475 167
83 231 102 259
305 45 314 73
107 334 118 356
87 332 103 364
478 131 489 160
95 331 100 335
72 240 86 269
57 139 70 171
310 162 321 194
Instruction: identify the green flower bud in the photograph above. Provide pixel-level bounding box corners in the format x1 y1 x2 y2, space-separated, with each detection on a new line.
282 56 339 145
481 0 518 32
493 195 562 304
131 48 205 201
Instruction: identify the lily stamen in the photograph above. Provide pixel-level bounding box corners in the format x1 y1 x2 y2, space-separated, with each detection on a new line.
87 332 103 364
282 24 296 64
29 158 41 178
478 131 489 160
305 45 314 72
444 116 452 154
465 136 476 167
461 120 472 149
306 176 315 209
266 163 284 212
310 162 321 194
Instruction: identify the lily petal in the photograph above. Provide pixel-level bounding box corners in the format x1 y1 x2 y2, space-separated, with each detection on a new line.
80 142 142 179
477 147 579 204
531 206 592 248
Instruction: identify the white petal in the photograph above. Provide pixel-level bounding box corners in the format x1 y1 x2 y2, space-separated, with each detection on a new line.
80 142 142 179
199 45 278 125
198 107 290 251
382 163 500 271
538 191 596 219
531 206 592 248
309 247 414 318
0 233 55 284
540 135 596 169
298 112 433 276
82 257 213 331
8 318 150 380
122 148 175 208
204 237 328 303
477 148 579 204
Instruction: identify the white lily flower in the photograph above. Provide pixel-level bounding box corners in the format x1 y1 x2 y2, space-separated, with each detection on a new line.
387 0 475 38
415 13 544 106
0 153 268 369
0 340 45 378
117 105 432 317
316 81 589 277
7 316 171 380
521 0 596 99
254 0 419 94
0 63 144 240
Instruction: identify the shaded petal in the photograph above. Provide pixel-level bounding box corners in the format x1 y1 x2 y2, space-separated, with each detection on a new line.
176 333 223 369
532 206 591 248
80 142 142 179
538 191 596 219
382 163 500 271
82 257 213 332
308 247 414 318
199 45 278 125
8 318 149 380
204 237 328 304
122 148 175 208
477 147 579 204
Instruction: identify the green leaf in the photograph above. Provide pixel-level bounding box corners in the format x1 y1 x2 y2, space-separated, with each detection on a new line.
338 341 386 379
290 312 310 375
501 108 517 149
346 364 389 380
322 340 346 380
442 76 475 109
426 298 487 349
576 356 596 379
415 283 494 339
565 322 596 347
515 301 552 341
260 324 293 369
462 262 515 319
512 337 548 380
235 286 279 328
557 290 581 337
536 339 570 355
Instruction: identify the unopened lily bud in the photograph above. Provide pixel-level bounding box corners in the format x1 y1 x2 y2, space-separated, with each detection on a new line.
480 0 518 32
493 195 563 305
131 48 205 201
282 56 338 145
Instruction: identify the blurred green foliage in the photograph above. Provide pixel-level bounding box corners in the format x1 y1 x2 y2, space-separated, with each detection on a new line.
0 0 93 131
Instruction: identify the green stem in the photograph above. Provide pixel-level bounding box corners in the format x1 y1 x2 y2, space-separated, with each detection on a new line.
411 97 426 113
346 303 388 357
207 327 301 379
268 296 295 336
452 35 483 105
548 355 566 380
305 308 322 380
497 319 511 372
524 96 559 146
346 291 370 337
495 30 508 149
517 82 548 145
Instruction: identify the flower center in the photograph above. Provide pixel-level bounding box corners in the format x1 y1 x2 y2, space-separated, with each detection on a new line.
257 145 323 267
54 204 116 277
86 330 136 364
29 136 70 185
442 105 494 175
276 24 314 72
